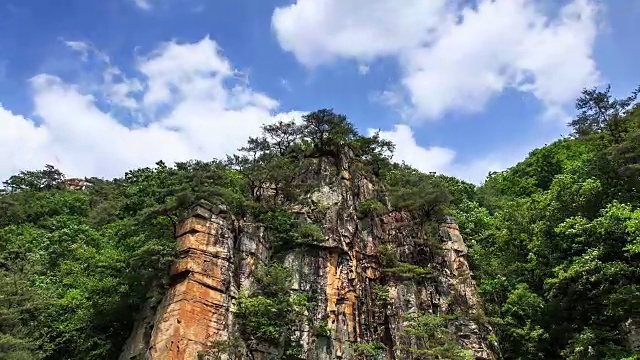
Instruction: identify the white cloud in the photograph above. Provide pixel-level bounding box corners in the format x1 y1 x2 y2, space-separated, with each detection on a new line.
0 34 543 186
138 36 235 108
0 105 53 179
372 125 455 173
272 0 451 67
133 0 153 10
102 66 144 110
446 154 525 186
64 41 93 61
63 39 143 110
273 0 601 120
0 37 302 181
371 124 537 184
357 64 370 75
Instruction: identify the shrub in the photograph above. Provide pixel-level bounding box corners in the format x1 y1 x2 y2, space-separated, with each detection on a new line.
235 294 287 345
297 222 325 244
234 263 309 352
372 284 389 307
380 163 452 223
259 209 324 255
375 244 397 268
376 244 435 282
352 341 386 359
253 263 293 298
358 199 385 218
198 334 246 360
396 311 474 360
383 262 435 282
312 321 331 337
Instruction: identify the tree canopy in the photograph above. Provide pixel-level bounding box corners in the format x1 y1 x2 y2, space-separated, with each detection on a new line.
455 84 640 359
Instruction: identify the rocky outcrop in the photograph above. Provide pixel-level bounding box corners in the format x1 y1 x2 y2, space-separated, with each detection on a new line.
61 178 93 190
120 160 498 360
119 202 269 360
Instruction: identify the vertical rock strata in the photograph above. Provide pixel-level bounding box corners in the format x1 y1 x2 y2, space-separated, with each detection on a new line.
119 203 269 360
120 160 498 360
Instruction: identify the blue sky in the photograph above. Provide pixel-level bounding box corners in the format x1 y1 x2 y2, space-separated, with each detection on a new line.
0 0 638 183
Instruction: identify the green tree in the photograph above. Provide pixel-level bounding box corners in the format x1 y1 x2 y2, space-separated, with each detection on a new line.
2 164 65 193
234 263 308 355
569 84 640 143
461 84 640 359
381 162 452 222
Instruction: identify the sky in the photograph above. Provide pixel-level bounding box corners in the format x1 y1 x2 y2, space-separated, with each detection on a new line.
0 0 639 184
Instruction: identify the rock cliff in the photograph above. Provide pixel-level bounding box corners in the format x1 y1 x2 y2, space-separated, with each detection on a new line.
120 156 498 360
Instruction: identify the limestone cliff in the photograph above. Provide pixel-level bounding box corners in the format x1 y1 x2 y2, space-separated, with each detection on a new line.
119 157 498 360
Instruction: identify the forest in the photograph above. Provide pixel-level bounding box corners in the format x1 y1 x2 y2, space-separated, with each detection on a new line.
0 84 639 359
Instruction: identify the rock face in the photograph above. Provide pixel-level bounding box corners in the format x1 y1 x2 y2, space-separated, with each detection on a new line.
119 202 269 360
120 160 498 360
61 178 93 190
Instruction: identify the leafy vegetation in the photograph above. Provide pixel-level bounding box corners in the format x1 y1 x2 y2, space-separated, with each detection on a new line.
198 334 246 360
455 84 640 359
0 159 249 359
381 163 454 221
256 209 324 256
235 263 308 355
312 321 331 338
227 109 395 207
395 311 474 360
372 284 390 308
351 341 385 359
358 198 385 218
0 109 401 359
376 243 435 282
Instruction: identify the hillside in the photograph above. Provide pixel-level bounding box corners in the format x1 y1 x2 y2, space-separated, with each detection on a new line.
1 85 639 359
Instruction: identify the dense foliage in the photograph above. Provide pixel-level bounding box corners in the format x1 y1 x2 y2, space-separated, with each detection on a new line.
0 160 250 359
455 84 640 359
234 263 309 357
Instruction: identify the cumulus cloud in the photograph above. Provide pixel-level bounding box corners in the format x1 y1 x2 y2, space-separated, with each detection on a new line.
138 36 236 108
272 0 451 67
371 124 535 184
0 37 303 181
372 125 455 173
0 106 53 179
273 0 601 120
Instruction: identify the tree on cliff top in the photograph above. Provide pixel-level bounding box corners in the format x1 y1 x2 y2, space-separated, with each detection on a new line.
228 108 394 207
1 164 64 193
